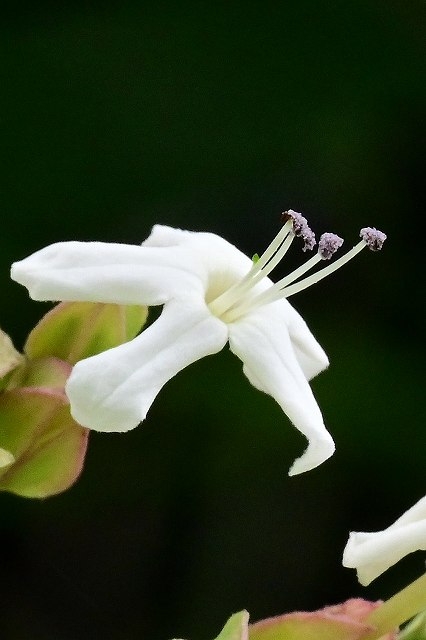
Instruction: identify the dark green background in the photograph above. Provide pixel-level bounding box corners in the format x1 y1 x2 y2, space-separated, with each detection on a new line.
1 2 424 639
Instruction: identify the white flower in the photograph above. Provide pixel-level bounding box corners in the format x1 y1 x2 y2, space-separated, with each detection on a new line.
343 495 426 585
11 213 385 475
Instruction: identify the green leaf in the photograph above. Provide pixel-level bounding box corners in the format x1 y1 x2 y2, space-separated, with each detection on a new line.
0 387 88 498
214 611 249 640
252 253 260 264
24 301 148 365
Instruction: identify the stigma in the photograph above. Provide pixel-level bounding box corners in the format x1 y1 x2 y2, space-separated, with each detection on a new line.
208 210 386 323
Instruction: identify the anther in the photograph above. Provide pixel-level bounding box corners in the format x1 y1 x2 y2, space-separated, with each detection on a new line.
278 227 386 299
210 212 387 324
360 227 387 251
282 209 316 252
281 209 308 234
318 233 344 260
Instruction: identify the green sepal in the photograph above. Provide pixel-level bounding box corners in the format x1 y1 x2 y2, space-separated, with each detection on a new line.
0 447 14 468
249 610 378 640
24 301 148 365
214 611 249 640
6 356 72 391
170 612 249 640
0 387 88 498
0 328 24 385
399 611 426 640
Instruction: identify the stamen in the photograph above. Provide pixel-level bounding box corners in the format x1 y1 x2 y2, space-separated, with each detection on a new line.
251 211 316 282
252 218 293 275
208 219 293 316
301 227 316 252
283 209 316 251
252 232 294 281
225 232 343 321
209 209 315 316
318 233 344 259
265 232 343 294
279 226 386 298
211 211 317 317
360 227 387 251
210 210 386 325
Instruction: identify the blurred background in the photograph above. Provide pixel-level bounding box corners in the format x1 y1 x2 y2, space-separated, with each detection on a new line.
1 1 424 638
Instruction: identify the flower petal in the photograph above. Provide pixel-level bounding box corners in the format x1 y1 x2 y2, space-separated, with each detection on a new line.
11 241 205 305
343 496 426 586
228 303 334 475
143 225 255 292
65 298 228 431
388 495 426 528
142 224 195 247
285 303 329 380
254 299 329 380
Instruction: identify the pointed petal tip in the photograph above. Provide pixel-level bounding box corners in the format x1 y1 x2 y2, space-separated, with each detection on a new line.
10 261 24 285
287 437 335 476
11 261 43 301
342 512 426 586
355 572 373 587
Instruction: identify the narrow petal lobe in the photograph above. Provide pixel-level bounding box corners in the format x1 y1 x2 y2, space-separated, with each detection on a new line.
276 302 329 380
11 241 204 306
343 496 426 585
66 298 228 431
228 303 334 475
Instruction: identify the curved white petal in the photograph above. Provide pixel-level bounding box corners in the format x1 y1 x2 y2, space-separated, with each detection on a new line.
228 303 334 475
285 303 329 380
142 224 195 247
143 225 255 293
343 496 426 586
255 299 329 380
11 241 206 305
65 298 228 431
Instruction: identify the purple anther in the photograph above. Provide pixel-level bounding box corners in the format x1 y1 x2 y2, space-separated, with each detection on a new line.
318 232 344 259
282 209 308 234
282 209 316 251
301 226 316 252
360 227 387 251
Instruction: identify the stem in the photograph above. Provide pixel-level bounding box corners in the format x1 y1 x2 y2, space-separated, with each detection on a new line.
363 573 426 640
